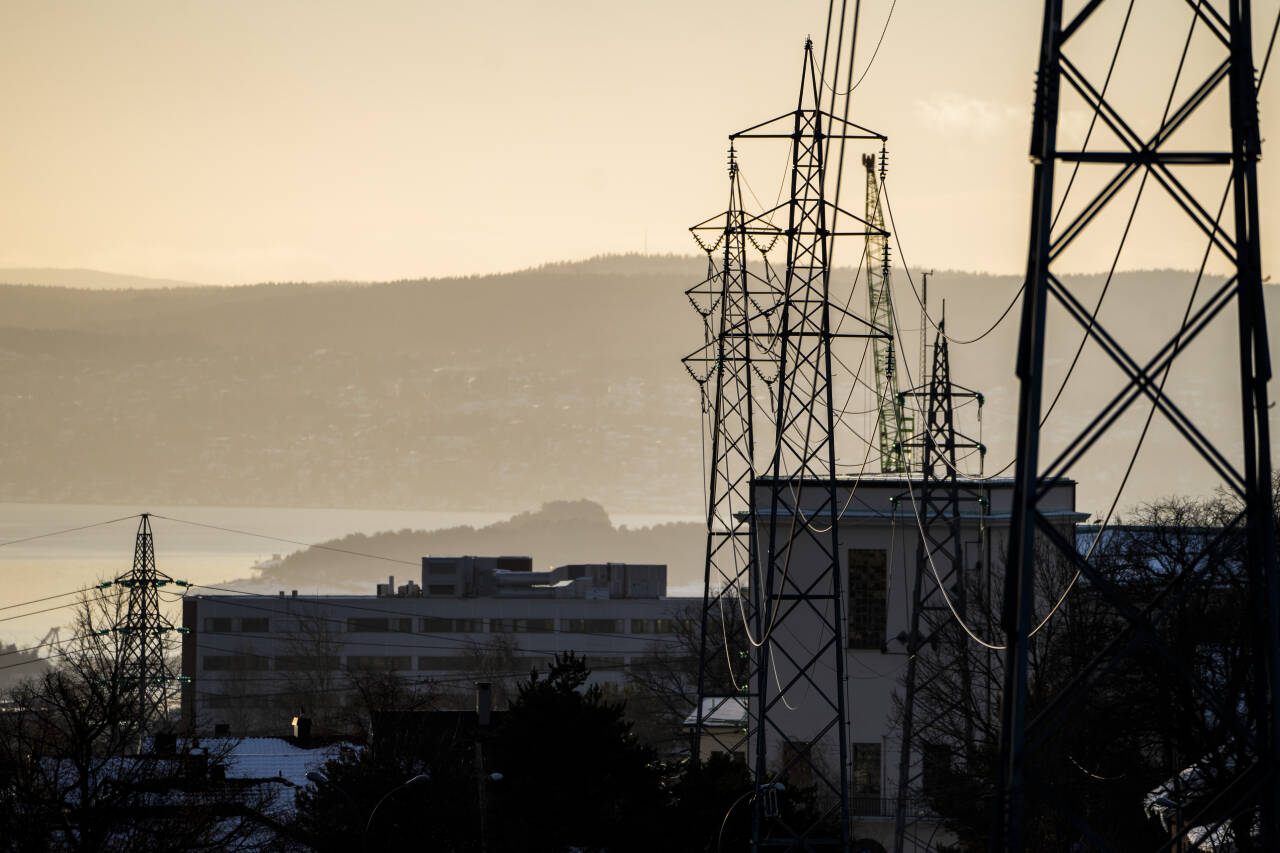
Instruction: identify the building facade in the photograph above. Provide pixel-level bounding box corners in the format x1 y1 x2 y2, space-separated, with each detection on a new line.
745 476 1082 849
181 557 698 736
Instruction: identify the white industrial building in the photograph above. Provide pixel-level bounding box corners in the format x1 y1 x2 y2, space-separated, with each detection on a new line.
738 475 1082 849
181 557 698 735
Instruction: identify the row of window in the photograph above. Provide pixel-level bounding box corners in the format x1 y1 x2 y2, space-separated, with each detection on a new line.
203 616 691 635
780 741 883 799
360 616 690 635
202 654 629 672
201 549 889 646
776 741 955 811
203 617 270 634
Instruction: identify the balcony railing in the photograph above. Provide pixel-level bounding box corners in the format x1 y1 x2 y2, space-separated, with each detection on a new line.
849 795 937 818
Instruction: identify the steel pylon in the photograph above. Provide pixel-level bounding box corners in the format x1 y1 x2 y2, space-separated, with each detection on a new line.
114 513 180 735
891 322 985 853
684 146 781 763
996 2 1280 849
729 38 889 850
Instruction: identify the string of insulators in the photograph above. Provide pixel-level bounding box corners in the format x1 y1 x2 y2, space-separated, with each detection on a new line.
111 578 191 590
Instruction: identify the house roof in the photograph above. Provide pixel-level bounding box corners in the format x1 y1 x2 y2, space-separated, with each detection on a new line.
193 737 358 788
683 696 747 727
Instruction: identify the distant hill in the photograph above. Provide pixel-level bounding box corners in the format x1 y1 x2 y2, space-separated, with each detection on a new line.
0 268 210 290
231 499 706 593
0 254 1273 518
0 254 707 514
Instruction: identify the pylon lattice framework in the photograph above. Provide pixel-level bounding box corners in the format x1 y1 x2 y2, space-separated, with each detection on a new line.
996 2 1280 849
729 38 890 850
683 146 783 761
890 322 986 853
115 513 180 734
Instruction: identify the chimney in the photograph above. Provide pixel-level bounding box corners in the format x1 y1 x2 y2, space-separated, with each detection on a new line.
154 731 177 755
475 681 492 727
292 706 313 748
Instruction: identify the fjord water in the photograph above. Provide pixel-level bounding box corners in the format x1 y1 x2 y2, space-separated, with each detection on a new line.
0 503 701 647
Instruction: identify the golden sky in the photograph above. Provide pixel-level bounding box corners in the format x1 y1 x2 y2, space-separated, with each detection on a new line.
1 0 1277 284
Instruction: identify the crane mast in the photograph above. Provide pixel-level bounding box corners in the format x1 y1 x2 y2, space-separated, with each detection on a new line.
863 150 912 472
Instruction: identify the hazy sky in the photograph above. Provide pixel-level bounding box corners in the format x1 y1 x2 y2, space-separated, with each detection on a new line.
1 1 1277 284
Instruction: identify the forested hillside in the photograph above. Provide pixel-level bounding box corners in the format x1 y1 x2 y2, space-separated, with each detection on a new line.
0 255 1272 518
233 499 706 593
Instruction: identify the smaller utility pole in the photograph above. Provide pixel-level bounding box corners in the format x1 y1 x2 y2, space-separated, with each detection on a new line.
114 513 186 739
893 321 985 853
475 681 493 853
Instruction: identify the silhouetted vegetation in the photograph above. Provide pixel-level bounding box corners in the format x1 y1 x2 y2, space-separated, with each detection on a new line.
913 487 1272 850
0 593 281 851
290 651 828 852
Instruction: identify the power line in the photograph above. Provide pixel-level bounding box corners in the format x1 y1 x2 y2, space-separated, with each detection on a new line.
0 630 92 662
0 592 112 624
894 0 1136 350
823 0 897 96
0 513 141 549
0 585 102 613
149 514 421 568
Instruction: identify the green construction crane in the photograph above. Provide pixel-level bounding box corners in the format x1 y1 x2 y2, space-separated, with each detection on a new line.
863 150 913 473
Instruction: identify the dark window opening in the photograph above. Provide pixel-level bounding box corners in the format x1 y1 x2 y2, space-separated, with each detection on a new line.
848 549 887 650
850 741 882 814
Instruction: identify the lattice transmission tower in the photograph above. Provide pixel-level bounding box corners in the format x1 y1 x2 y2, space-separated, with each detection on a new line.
684 145 781 761
728 38 889 849
997 1 1280 849
891 321 985 853
114 513 184 734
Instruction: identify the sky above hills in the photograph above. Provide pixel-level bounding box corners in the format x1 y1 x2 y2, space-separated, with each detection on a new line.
2 1 1278 284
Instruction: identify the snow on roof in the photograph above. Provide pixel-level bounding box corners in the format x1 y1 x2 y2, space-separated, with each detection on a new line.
1144 750 1251 852
196 737 358 788
683 696 747 727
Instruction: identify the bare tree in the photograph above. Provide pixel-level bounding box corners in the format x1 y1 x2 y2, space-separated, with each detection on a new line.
624 596 737 756
908 494 1261 850
0 590 282 851
270 603 346 736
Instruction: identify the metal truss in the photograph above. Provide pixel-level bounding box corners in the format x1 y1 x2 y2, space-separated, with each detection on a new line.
891 323 985 853
996 1 1280 849
730 38 889 850
864 149 914 474
115 513 181 735
683 146 782 763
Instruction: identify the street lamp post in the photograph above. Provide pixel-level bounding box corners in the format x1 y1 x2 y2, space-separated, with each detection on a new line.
717 782 786 853
363 773 430 853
